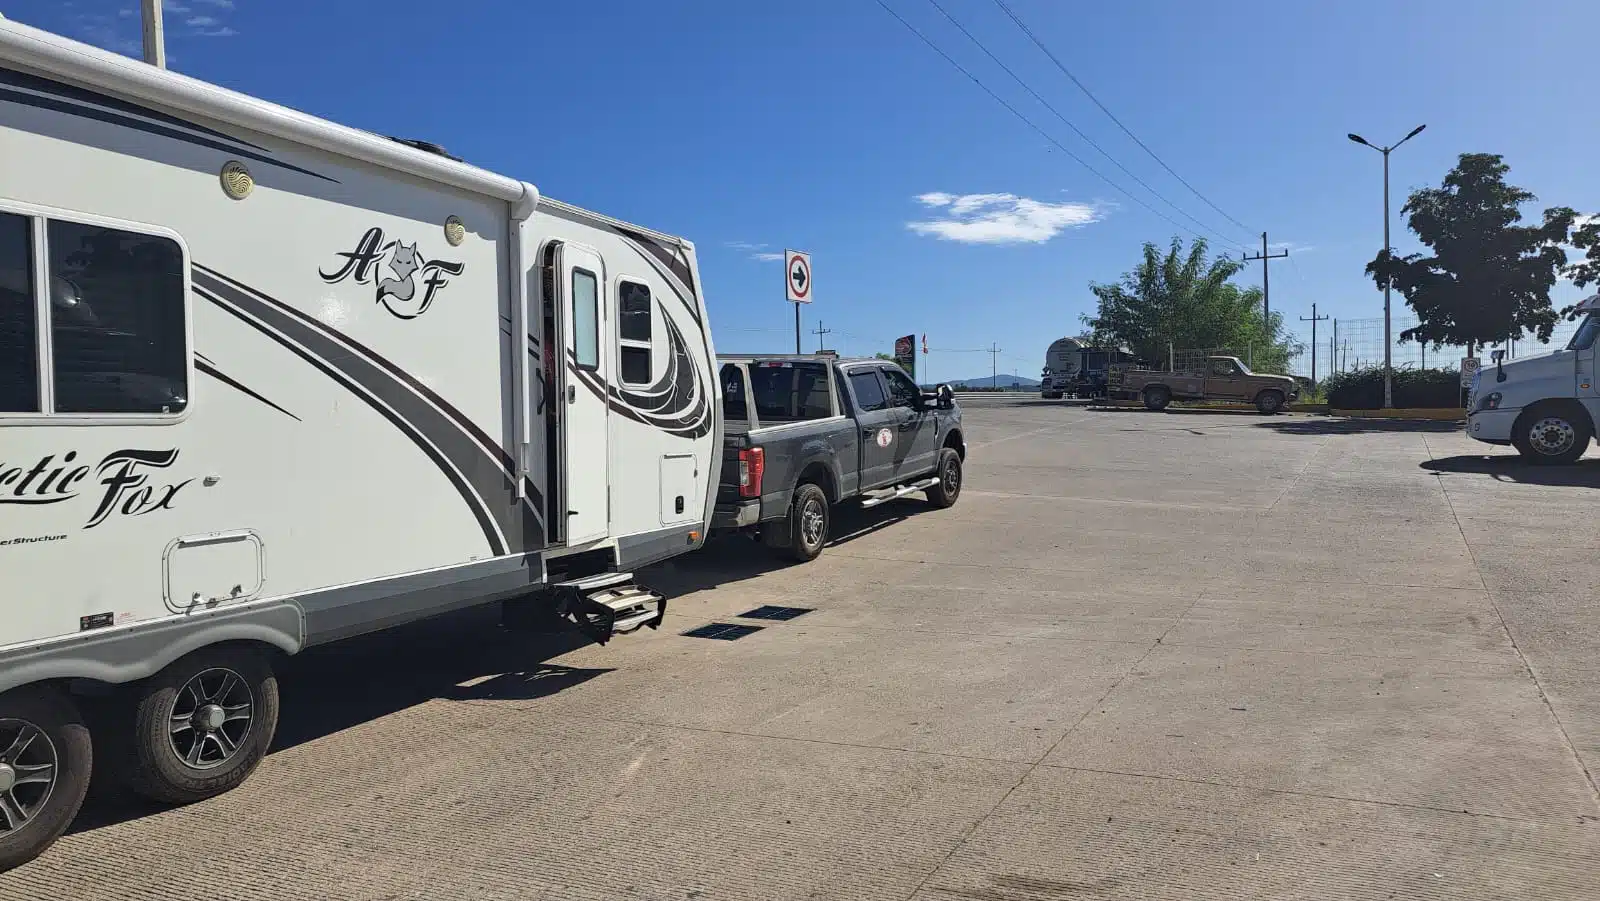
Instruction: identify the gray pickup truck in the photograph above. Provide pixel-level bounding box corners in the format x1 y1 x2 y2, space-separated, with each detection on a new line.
712 355 966 561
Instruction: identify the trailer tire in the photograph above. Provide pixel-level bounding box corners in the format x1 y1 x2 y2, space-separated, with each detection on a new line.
1254 389 1286 415
1512 402 1593 465
1143 386 1171 411
116 646 279 806
763 482 829 563
0 685 91 873
926 448 963 509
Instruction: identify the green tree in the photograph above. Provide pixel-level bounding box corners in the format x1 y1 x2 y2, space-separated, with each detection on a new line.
1082 236 1298 372
1366 153 1575 354
1563 217 1600 293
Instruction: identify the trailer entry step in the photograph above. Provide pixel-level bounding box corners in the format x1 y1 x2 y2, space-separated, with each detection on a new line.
681 623 764 641
738 605 814 621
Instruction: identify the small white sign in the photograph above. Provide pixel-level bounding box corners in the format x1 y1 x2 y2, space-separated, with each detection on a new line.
1460 356 1480 387
785 249 812 304
875 427 893 448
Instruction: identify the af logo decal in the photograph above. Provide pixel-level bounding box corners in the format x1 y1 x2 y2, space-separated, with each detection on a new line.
320 227 466 320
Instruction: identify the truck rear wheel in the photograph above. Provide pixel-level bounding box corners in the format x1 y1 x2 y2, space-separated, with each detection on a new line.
114 646 279 805
1255 389 1285 415
926 447 963 508
1143 386 1171 411
1512 403 1592 465
0 685 92 873
762 483 829 563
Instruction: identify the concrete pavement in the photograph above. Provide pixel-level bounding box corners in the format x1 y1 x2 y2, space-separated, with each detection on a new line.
7 401 1597 900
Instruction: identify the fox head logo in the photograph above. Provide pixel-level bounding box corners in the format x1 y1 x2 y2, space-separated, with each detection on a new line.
320 228 465 320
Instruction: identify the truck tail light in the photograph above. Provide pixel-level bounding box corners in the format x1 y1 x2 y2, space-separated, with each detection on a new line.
738 447 765 498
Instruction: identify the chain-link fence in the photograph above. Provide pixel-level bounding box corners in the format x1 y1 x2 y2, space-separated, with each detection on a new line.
1281 314 1583 381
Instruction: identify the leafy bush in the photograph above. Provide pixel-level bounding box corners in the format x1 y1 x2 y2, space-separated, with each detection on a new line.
1322 366 1463 409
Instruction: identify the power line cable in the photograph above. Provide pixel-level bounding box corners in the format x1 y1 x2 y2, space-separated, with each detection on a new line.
991 0 1255 237
873 0 1227 250
925 0 1245 250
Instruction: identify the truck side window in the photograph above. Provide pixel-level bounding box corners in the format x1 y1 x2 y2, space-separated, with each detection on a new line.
48 220 188 414
1210 359 1236 377
748 361 831 422
849 370 888 412
618 279 651 385
0 211 38 412
882 368 921 408
720 363 748 421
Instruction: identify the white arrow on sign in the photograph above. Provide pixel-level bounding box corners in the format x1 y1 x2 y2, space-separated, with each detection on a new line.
785 249 812 304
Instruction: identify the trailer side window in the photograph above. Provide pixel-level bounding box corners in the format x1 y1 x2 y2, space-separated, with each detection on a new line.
618 280 651 385
47 220 187 414
0 211 39 413
571 268 599 371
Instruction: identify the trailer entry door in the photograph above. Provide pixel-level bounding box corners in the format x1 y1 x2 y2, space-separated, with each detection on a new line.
556 244 610 545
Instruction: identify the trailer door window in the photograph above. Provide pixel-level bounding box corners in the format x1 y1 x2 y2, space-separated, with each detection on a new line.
0 211 38 412
618 280 651 385
571 267 599 371
47 220 187 414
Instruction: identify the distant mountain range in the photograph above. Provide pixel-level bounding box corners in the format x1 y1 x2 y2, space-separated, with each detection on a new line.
944 374 1041 388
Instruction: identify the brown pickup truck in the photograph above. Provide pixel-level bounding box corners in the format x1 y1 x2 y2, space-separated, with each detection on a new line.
1109 355 1299 414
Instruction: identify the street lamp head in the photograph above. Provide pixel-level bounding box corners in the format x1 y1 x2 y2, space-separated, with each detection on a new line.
1404 124 1427 141
1347 133 1371 147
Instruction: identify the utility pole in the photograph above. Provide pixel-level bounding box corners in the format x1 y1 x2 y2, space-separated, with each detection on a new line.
988 343 1001 389
1300 303 1329 384
141 0 166 68
1242 232 1288 323
810 320 831 353
1330 318 1338 375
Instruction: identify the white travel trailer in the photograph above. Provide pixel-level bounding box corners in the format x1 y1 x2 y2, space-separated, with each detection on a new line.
0 20 720 869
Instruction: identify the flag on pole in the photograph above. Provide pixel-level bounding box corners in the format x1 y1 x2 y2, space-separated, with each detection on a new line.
921 333 928 354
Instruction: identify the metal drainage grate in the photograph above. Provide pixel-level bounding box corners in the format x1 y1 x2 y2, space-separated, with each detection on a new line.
681 623 764 641
738 605 815 621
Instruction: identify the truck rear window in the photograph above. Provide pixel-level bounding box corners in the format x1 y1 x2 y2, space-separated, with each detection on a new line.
748 362 832 423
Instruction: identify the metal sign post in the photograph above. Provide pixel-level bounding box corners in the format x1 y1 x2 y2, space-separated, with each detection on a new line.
784 249 811 354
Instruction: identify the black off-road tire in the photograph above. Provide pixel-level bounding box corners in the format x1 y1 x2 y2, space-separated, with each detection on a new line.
113 646 279 806
762 482 829 563
1143 386 1171 411
0 685 92 873
1512 402 1593 465
1255 389 1286 415
926 448 963 509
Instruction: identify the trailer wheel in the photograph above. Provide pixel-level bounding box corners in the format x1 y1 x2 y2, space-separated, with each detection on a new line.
926 447 963 509
1255 389 1286 415
1512 402 1592 465
0 685 92 873
763 482 829 563
1142 386 1171 411
117 646 279 805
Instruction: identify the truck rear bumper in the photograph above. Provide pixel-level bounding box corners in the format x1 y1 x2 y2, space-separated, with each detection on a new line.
713 500 762 530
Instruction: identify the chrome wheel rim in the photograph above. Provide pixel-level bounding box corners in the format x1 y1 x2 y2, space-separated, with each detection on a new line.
1529 417 1576 456
943 458 961 495
168 668 254 771
0 718 58 836
799 498 826 548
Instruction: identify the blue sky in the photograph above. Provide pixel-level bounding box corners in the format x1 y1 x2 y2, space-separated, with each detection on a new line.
8 0 1600 381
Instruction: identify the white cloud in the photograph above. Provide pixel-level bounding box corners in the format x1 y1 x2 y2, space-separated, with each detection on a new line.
192 27 237 36
725 241 785 263
1271 241 1314 254
164 1 192 11
186 15 220 26
907 192 1102 245
199 0 236 7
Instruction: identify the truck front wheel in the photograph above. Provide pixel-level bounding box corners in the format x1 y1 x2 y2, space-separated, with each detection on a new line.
114 646 280 805
1513 403 1593 465
926 447 963 508
1143 386 1171 411
1255 389 1286 415
762 483 829 563
0 685 92 873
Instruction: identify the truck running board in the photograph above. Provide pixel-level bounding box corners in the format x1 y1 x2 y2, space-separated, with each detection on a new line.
556 573 666 645
859 476 941 509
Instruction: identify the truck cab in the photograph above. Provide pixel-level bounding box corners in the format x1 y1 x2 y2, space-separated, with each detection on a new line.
1467 294 1600 464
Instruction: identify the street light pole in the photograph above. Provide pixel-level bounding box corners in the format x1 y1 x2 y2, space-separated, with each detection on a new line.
1348 124 1425 410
